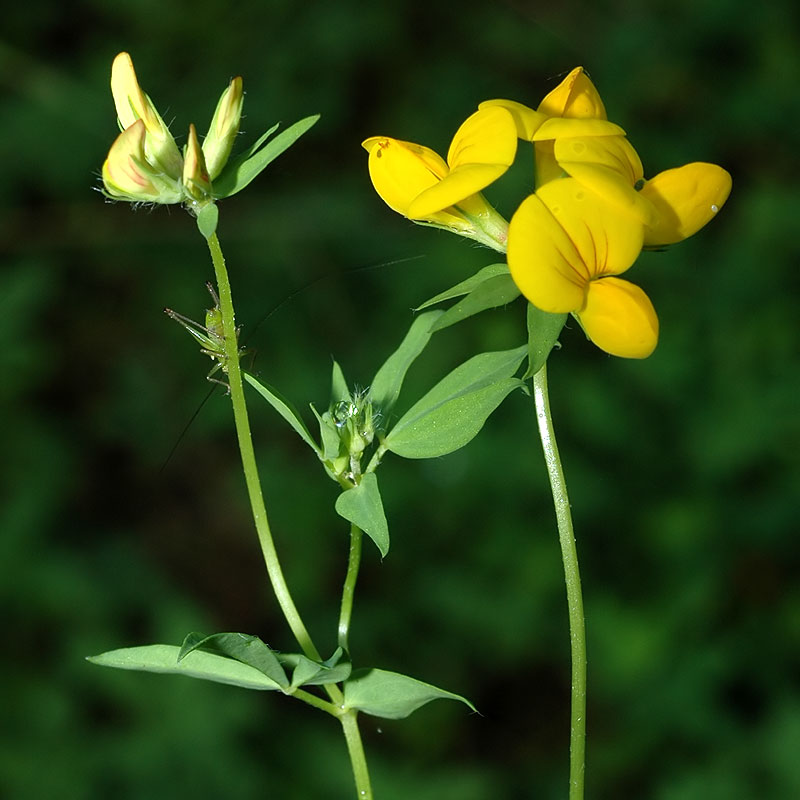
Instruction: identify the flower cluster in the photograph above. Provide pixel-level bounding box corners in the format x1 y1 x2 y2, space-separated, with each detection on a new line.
101 52 243 209
363 67 731 358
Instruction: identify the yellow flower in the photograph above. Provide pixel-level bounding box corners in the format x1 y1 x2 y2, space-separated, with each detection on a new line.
481 68 732 243
507 178 658 358
362 107 517 250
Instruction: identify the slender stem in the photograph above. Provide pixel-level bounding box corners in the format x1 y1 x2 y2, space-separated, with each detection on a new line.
338 523 363 651
340 711 373 799
206 230 322 663
532 364 587 800
292 688 340 717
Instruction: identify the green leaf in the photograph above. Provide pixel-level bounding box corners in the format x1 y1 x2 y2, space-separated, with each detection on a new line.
384 346 527 459
213 115 320 198
431 273 521 332
343 668 476 720
279 649 352 690
196 203 219 239
524 303 568 378
334 472 389 557
331 360 350 404
87 645 283 691
415 263 510 310
178 632 289 690
244 373 320 454
369 310 443 421
386 378 523 459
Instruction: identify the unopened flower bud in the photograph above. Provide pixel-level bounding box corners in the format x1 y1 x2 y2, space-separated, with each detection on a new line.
203 76 244 181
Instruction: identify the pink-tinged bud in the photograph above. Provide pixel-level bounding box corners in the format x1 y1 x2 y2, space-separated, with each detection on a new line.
102 120 183 203
203 76 244 180
182 124 213 203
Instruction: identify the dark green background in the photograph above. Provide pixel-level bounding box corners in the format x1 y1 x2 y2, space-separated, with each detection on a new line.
2 0 798 797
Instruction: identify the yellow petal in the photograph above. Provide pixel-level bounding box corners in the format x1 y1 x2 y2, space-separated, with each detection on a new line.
641 163 732 246
446 107 517 170
363 136 471 228
554 137 654 225
578 277 659 358
536 178 645 280
555 136 643 184
406 108 517 219
478 99 548 140
537 67 608 119
364 136 448 214
409 163 509 220
533 117 625 141
111 52 153 130
507 193 588 313
110 52 182 178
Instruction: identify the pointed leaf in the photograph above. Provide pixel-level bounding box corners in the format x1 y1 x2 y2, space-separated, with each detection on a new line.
334 472 389 557
87 645 283 691
244 373 320 454
178 632 289 689
385 378 523 459
343 668 476 720
524 304 567 378
331 360 350 404
384 346 527 459
213 115 320 198
415 263 510 310
278 651 352 689
431 273 521 332
369 310 443 421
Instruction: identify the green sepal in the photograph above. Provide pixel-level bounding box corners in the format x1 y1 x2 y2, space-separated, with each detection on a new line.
334 472 390 557
279 647 352 690
330 360 350 405
342 668 476 720
310 403 345 463
212 115 320 198
196 203 219 239
244 372 320 454
415 263 510 310
384 346 527 459
179 632 289 690
369 310 443 425
524 303 567 378
87 644 283 691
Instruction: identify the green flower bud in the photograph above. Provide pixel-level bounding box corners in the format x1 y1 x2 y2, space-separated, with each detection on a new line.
203 76 244 181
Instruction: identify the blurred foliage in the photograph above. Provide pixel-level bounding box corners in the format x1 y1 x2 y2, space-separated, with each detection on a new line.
1 0 799 797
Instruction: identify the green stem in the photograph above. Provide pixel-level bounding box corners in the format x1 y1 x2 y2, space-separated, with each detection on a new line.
205 230 322 663
532 364 587 800
292 688 340 717
338 523 363 651
340 711 373 799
